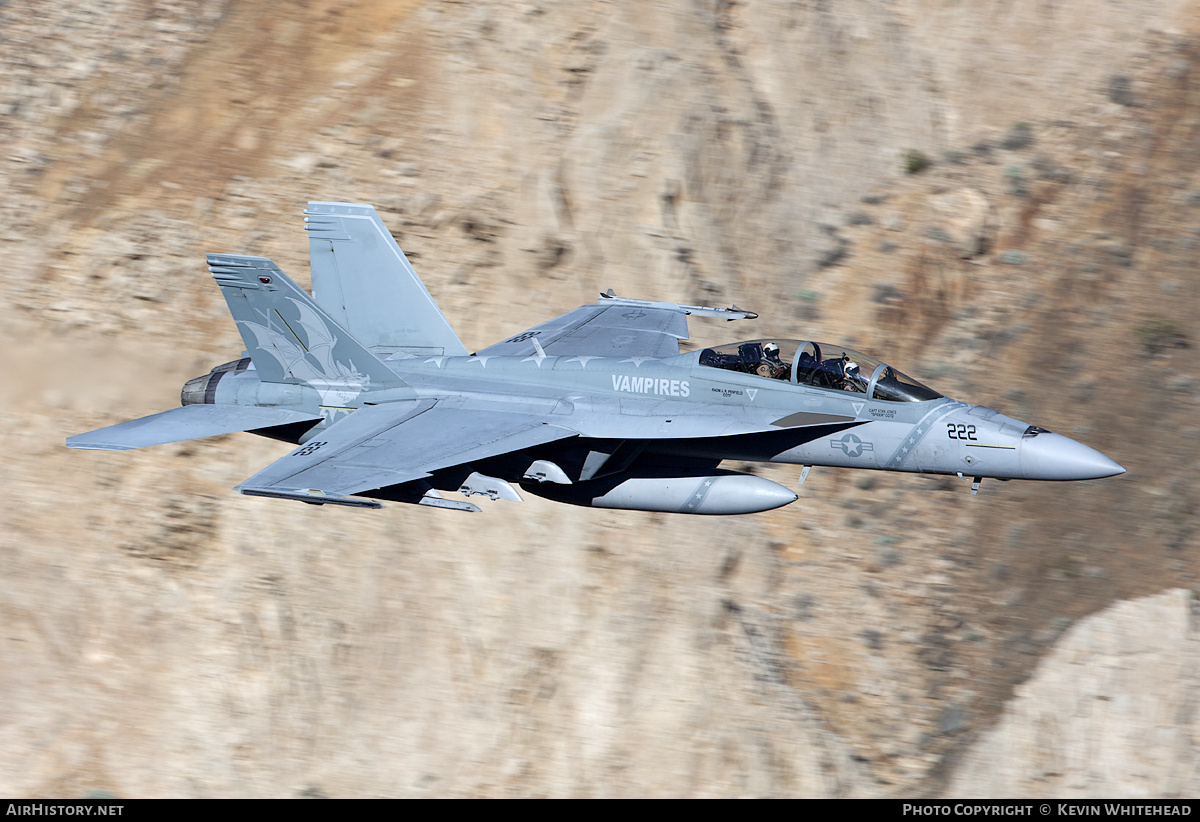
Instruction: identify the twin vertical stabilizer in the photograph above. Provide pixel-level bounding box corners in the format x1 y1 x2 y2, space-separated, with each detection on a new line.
207 253 408 391
305 201 469 357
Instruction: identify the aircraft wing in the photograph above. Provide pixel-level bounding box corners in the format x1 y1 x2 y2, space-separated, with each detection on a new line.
235 399 576 505
475 293 757 359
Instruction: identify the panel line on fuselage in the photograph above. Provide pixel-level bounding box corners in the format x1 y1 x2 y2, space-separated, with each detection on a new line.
882 400 967 469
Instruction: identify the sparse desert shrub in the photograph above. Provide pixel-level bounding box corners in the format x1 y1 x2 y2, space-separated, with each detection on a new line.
1005 164 1027 197
1108 75 1135 107
1135 314 1189 355
904 149 930 174
1001 122 1033 150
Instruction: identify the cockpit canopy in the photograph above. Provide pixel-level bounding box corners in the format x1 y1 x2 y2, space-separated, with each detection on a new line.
698 339 942 402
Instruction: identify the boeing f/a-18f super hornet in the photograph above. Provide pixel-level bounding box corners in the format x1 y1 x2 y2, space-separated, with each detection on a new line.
67 202 1125 514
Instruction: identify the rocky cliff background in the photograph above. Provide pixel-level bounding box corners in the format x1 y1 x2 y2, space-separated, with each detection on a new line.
2 0 1199 797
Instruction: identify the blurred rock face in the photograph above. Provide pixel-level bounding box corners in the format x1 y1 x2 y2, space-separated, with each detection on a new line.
950 589 1200 799
2 0 1199 797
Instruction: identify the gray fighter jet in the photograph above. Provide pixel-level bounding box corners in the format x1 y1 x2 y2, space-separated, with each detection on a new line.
67 202 1125 514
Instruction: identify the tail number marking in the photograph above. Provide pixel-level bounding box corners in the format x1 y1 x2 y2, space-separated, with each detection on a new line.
294 441 329 457
947 423 978 441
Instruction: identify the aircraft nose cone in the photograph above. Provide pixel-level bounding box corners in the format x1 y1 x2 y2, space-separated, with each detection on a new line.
1020 432 1125 481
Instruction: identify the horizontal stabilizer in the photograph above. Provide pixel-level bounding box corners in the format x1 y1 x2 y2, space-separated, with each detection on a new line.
67 405 322 451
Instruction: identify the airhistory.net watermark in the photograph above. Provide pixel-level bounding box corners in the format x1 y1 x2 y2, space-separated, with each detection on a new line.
6 806 122 816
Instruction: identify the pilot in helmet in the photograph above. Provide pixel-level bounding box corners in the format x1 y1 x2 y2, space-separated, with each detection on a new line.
756 342 787 379
841 356 866 392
